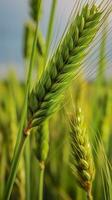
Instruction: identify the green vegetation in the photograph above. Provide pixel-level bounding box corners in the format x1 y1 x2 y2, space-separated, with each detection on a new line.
0 0 112 200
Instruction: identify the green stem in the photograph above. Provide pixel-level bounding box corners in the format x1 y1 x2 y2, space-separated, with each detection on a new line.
44 0 57 65
38 164 45 200
4 134 27 200
24 137 31 200
4 1 41 198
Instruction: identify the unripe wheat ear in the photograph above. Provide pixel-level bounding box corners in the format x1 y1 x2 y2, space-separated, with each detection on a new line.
27 4 102 132
69 107 95 200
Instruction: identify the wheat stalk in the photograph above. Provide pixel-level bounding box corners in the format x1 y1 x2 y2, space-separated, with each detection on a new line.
69 107 95 200
27 4 102 132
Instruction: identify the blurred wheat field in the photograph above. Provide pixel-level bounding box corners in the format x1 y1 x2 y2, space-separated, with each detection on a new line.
0 0 112 200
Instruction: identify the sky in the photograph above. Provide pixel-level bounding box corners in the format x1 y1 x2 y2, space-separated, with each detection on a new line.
0 0 74 78
0 0 112 79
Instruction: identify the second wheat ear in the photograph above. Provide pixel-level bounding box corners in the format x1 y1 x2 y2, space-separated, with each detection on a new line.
69 107 95 200
27 4 102 132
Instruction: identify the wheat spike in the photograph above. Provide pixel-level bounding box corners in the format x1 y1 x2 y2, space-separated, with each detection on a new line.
27 4 102 131
69 107 95 200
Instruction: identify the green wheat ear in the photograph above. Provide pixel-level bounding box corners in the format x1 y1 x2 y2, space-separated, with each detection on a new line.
69 107 95 200
27 4 102 131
